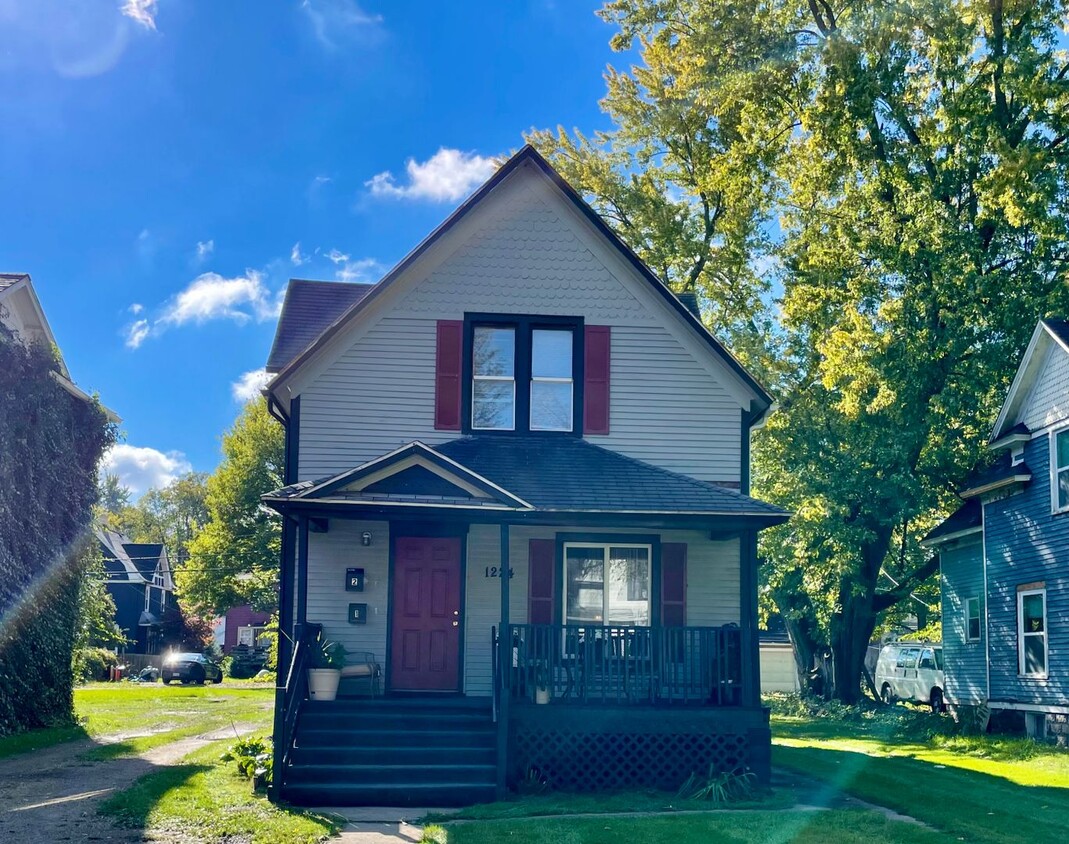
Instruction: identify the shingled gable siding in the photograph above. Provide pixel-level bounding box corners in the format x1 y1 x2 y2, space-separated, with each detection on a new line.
1022 342 1069 432
984 433 1069 707
296 172 743 486
939 537 986 705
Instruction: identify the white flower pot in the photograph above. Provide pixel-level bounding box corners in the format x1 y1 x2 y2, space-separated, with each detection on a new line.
535 687 551 705
308 668 341 701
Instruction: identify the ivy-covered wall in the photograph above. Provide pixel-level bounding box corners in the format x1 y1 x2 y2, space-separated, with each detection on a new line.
0 324 114 736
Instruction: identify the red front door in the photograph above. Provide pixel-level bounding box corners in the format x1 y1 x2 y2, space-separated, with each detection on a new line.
389 536 462 691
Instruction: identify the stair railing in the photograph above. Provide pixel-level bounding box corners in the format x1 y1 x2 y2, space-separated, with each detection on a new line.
280 622 320 769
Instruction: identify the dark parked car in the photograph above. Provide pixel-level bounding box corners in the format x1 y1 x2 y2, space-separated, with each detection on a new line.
161 652 223 685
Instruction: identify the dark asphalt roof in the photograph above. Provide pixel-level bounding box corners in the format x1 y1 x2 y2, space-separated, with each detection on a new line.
960 456 1032 497
121 543 165 579
266 279 377 373
0 273 27 293
1043 318 1069 348
435 437 787 515
265 437 788 519
922 499 982 545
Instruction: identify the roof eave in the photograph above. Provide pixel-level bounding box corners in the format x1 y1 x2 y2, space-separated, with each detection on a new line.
959 474 1032 499
920 525 982 548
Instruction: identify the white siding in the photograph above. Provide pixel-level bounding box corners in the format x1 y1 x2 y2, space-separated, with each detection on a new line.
760 643 799 693
1022 344 1069 431
297 171 742 485
304 524 741 698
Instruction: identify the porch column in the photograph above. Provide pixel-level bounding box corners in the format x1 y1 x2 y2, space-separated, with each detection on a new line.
269 515 297 803
496 522 510 798
296 515 309 626
739 529 760 707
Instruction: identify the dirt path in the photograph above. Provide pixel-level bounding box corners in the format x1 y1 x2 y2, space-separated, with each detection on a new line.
0 724 258 842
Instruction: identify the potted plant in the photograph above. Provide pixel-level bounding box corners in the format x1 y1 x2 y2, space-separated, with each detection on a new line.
307 639 346 701
534 663 551 705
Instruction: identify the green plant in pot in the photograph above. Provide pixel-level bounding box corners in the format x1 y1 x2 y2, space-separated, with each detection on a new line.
307 639 346 701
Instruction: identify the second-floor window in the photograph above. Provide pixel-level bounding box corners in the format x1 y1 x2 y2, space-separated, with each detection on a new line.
467 315 581 434
1053 428 1069 511
965 596 981 642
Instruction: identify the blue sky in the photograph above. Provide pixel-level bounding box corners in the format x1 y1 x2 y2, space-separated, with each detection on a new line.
0 0 620 494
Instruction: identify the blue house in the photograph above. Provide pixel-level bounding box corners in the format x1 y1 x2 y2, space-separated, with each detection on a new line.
925 319 1069 739
96 528 174 655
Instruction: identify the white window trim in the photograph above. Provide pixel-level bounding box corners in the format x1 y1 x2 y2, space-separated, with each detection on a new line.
965 595 981 643
1017 587 1048 679
562 542 653 627
1050 426 1069 514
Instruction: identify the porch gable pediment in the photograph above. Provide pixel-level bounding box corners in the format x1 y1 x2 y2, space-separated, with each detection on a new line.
287 442 532 509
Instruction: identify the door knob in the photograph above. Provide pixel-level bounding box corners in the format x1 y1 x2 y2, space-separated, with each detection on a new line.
453 610 459 616
452 621 459 627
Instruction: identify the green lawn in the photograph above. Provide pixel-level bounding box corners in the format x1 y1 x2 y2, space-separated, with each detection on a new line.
0 682 275 760
99 737 338 844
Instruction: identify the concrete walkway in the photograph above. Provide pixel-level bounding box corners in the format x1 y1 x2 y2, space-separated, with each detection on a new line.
317 807 447 843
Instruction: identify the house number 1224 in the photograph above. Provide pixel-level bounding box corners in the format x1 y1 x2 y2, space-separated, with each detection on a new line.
484 567 515 578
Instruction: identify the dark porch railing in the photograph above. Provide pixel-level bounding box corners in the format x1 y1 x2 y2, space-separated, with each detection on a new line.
279 622 320 770
501 624 742 706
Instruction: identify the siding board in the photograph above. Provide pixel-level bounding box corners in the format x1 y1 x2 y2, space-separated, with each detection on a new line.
939 537 986 705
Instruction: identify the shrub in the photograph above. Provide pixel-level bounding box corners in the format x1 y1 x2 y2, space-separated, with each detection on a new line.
73 647 118 683
221 735 273 791
676 766 757 803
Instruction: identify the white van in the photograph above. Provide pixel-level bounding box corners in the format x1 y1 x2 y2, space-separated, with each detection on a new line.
874 642 946 712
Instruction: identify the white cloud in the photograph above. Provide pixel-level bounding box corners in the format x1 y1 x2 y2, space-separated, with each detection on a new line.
159 270 278 326
366 148 498 202
323 249 380 282
124 319 150 349
196 239 215 260
290 242 309 266
102 444 191 497
301 0 383 49
231 369 272 402
128 303 144 315
121 0 158 30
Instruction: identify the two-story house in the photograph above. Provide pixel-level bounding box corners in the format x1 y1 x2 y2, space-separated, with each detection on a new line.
925 319 1069 740
97 528 174 655
262 146 788 806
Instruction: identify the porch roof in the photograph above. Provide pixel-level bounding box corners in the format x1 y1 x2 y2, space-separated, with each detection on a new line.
263 436 788 525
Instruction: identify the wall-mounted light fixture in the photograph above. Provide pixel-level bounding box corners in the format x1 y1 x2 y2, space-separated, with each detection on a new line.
361 531 372 547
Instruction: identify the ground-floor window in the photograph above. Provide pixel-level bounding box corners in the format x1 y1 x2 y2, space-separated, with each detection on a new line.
564 543 651 626
1018 587 1047 677
966 596 981 642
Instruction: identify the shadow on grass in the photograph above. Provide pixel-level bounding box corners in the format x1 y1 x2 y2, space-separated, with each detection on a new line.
774 743 1069 844
0 722 90 760
97 762 211 829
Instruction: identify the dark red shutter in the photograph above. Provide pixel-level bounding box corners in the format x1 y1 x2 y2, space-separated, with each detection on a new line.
583 325 611 434
661 543 687 626
528 539 556 625
434 320 463 430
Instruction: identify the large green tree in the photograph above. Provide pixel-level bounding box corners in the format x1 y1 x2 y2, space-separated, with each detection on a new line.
534 0 1069 700
178 400 284 617
104 472 209 566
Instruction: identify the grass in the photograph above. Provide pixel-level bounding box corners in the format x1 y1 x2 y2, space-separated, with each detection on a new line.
440 809 943 844
0 681 275 760
99 737 338 844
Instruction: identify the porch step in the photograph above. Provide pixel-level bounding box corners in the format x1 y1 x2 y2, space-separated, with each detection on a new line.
290 745 495 766
282 781 497 808
283 696 497 806
286 763 497 786
294 728 494 750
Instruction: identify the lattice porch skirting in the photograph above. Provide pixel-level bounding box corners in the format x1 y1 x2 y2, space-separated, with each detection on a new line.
507 705 771 792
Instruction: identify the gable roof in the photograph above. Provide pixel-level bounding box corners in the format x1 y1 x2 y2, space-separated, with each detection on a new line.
990 318 1069 443
921 499 982 547
265 436 788 521
266 279 377 373
0 273 27 294
265 146 773 413
97 528 146 584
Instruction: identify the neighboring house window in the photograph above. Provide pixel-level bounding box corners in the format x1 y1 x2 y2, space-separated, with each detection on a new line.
466 315 581 434
237 625 270 648
1011 444 1024 466
472 326 516 430
1053 428 1069 511
966 596 981 642
564 543 651 626
1018 587 1048 677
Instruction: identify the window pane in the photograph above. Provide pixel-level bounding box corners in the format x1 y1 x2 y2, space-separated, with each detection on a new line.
1059 469 1069 509
934 649 944 670
968 615 981 641
566 547 605 624
1058 431 1069 469
606 547 649 625
532 329 572 378
1022 594 1045 632
472 380 514 430
531 381 573 431
1024 635 1046 674
473 327 515 377
902 648 919 669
